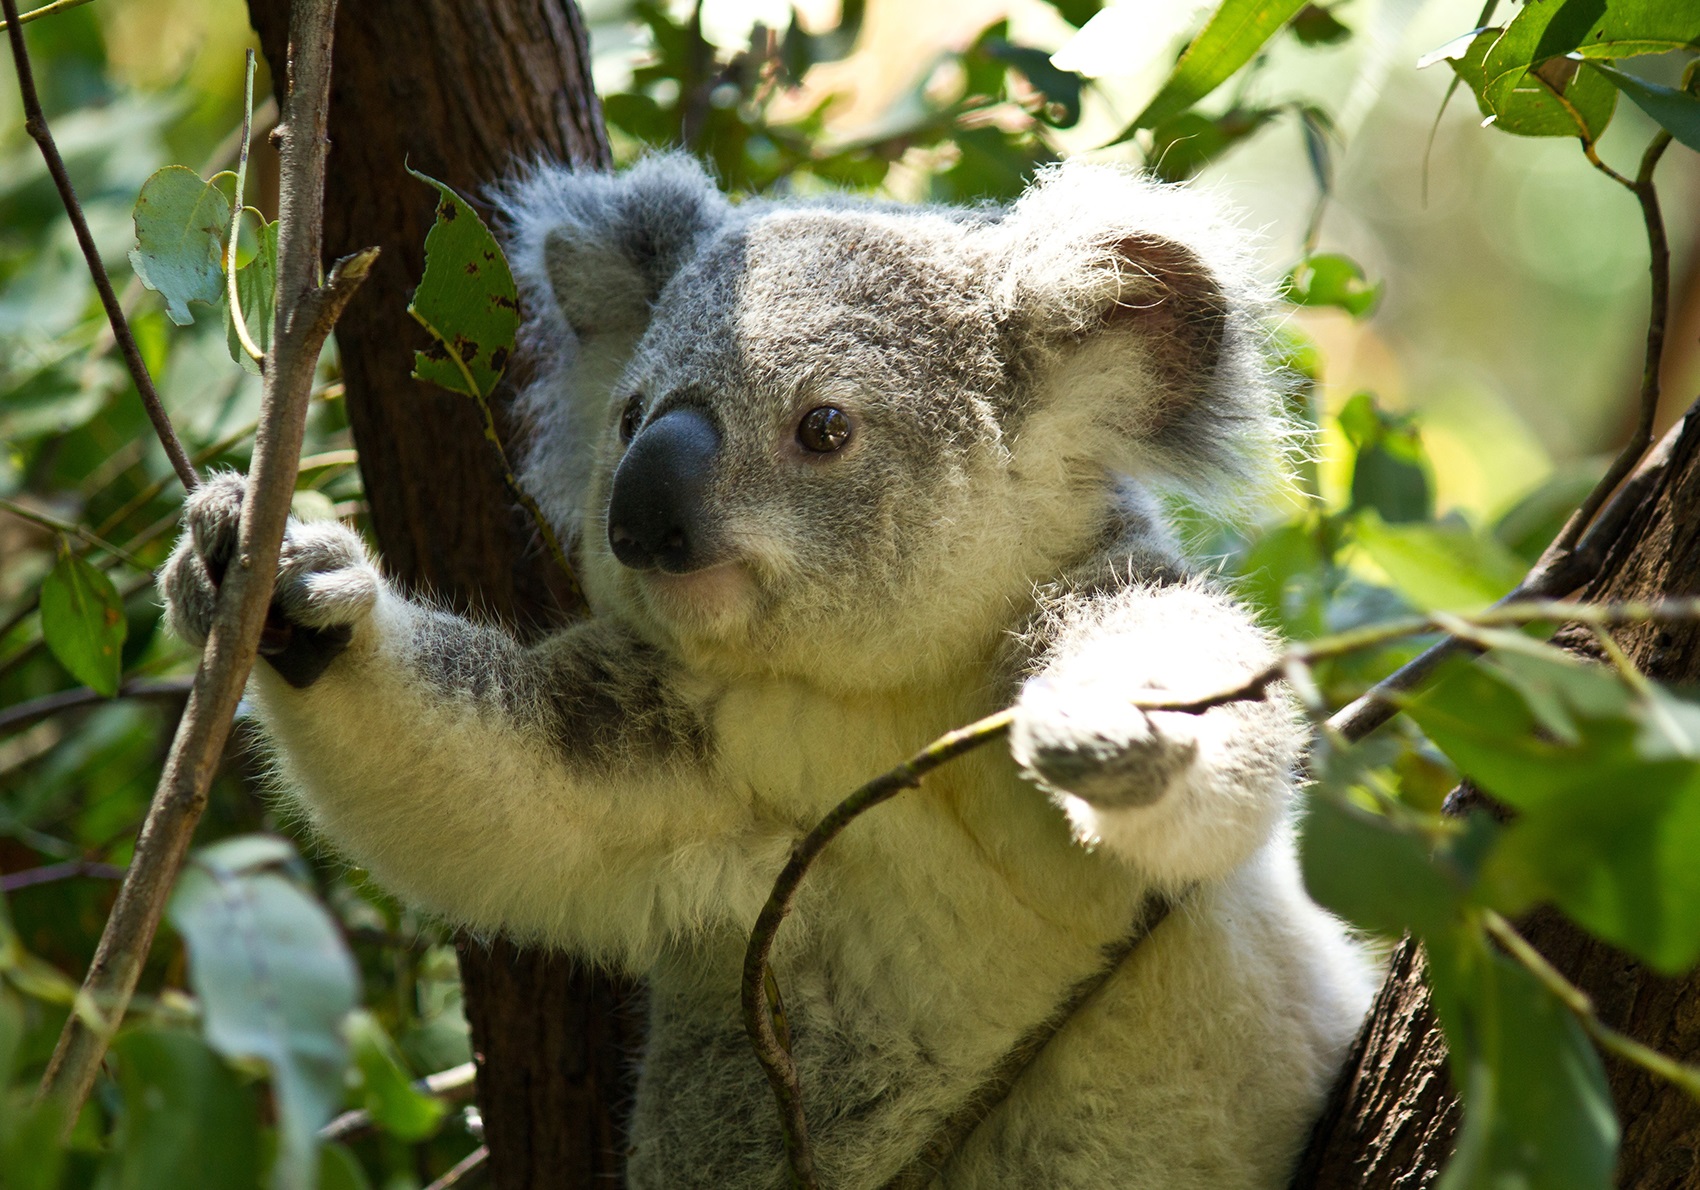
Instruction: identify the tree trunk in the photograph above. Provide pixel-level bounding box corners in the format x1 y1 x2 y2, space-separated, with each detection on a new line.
1296 402 1700 1188
244 4 642 1186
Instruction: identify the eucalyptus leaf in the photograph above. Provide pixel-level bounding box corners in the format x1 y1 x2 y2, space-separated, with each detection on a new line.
1429 930 1618 1190
1446 29 1617 139
1300 788 1463 938
170 836 360 1190
1281 253 1381 317
407 169 520 401
1354 513 1524 612
1123 0 1310 134
102 1029 264 1190
40 543 126 697
1481 0 1700 115
346 1011 447 1142
1585 61 1700 153
128 165 232 327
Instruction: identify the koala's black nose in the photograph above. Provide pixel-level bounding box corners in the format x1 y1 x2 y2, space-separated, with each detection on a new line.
607 406 721 573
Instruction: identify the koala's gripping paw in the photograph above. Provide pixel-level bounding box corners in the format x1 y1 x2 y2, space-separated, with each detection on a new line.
159 472 381 687
1009 676 1199 809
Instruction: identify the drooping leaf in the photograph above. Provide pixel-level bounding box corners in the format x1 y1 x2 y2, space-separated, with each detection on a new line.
1443 28 1617 139
1480 0 1700 115
346 1011 447 1142
1355 514 1524 611
1281 253 1382 317
1429 929 1618 1190
1124 0 1311 134
407 169 521 401
1585 61 1700 153
1147 107 1279 182
40 541 127 697
170 836 360 1190
128 164 232 327
226 218 279 375
102 1029 264 1190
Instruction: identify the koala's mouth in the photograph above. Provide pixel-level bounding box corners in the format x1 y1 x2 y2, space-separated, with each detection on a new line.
638 561 755 627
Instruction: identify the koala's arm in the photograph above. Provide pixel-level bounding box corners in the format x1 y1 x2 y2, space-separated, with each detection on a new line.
1008 573 1302 887
160 477 781 964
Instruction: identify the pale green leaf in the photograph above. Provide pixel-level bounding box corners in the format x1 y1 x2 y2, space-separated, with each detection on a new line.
1353 513 1524 612
1125 0 1310 133
128 165 232 327
102 1029 264 1190
1585 61 1700 153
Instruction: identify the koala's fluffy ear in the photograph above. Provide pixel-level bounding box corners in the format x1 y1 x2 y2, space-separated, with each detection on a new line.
988 164 1284 504
498 154 728 536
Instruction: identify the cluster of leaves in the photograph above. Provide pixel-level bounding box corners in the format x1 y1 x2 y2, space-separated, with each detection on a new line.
1 1 1698 1189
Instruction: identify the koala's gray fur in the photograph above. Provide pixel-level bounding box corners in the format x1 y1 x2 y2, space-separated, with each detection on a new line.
161 154 1373 1189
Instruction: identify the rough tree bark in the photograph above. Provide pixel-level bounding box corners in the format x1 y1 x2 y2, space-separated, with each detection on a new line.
1296 402 1700 1188
244 4 642 1186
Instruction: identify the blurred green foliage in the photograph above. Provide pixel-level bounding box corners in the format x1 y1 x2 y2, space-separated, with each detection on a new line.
1 0 1699 1187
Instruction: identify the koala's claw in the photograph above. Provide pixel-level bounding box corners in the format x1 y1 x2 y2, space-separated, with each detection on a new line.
1009 677 1198 810
159 472 381 686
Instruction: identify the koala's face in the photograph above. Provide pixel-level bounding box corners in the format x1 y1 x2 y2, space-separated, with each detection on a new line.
506 156 1276 689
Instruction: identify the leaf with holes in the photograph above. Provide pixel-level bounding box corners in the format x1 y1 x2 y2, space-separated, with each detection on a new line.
407 168 520 400
40 543 126 697
1441 28 1617 140
1480 0 1700 116
129 165 232 327
170 835 360 1190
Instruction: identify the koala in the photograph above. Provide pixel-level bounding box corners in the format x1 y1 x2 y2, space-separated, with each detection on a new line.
161 155 1374 1189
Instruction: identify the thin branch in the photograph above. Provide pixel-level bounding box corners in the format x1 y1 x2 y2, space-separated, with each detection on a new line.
741 595 1700 1184
423 1146 489 1190
0 0 198 492
0 677 192 737
0 498 146 569
319 1061 479 1141
2 860 126 894
0 0 92 32
37 0 375 1122
1483 911 1700 1103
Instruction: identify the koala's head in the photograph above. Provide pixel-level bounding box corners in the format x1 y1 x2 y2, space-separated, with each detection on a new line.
501 155 1280 689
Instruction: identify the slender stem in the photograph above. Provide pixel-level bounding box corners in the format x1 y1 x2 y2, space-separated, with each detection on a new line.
2 861 127 895
0 0 199 492
0 677 192 737
0 0 93 32
0 499 146 569
422 1146 488 1190
37 0 375 1121
1483 912 1700 1103
227 50 266 365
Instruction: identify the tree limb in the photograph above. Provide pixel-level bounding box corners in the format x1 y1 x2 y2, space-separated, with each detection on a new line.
0 0 199 492
35 0 375 1121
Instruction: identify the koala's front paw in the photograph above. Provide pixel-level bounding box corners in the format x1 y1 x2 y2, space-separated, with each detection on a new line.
159 472 381 687
1009 677 1198 809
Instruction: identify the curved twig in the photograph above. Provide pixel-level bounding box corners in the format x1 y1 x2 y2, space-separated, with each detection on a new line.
0 677 192 737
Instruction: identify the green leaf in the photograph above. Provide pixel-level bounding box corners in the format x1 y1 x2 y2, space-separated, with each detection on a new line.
1443 29 1617 139
1281 253 1382 317
1148 108 1279 182
346 1011 446 1142
128 165 232 328
1354 513 1524 612
1585 61 1700 153
226 219 279 375
407 169 521 401
1290 3 1351 46
102 1029 264 1190
40 542 127 697
317 1145 373 1190
1429 929 1618 1190
1126 0 1311 133
1410 653 1700 973
0 1093 67 1190
986 38 1084 127
1481 0 1700 115
169 836 360 1190
1301 789 1463 938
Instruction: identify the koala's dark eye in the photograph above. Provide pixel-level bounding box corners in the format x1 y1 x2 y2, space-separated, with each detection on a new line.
618 398 643 445
797 406 852 454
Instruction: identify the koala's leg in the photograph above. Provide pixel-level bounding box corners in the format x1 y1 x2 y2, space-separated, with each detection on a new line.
159 475 783 965
1008 576 1303 887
